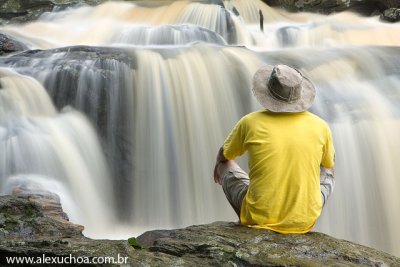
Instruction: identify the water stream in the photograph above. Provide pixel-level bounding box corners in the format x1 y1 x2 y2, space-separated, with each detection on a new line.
0 0 399 257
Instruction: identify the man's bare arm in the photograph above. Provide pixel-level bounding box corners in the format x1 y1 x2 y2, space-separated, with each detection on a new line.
214 146 228 184
216 146 228 164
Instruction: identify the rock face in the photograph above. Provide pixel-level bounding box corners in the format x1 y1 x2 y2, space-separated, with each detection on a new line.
264 0 400 17
1 0 400 25
1 194 399 266
270 0 353 13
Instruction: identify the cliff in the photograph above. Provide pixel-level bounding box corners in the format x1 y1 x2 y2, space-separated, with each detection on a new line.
1 194 399 266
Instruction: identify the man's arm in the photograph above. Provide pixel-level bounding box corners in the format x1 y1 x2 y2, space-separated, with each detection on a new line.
213 146 228 185
214 117 247 184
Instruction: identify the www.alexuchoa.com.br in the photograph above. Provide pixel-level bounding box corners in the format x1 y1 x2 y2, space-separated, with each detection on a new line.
3 253 129 265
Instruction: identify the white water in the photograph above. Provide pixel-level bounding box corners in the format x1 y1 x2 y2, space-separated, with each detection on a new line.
0 0 400 257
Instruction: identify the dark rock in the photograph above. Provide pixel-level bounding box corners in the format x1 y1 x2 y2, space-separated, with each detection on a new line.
0 33 27 55
380 8 400 22
1 194 399 266
136 229 174 248
262 0 400 15
2 0 400 26
0 0 107 25
0 0 54 25
377 0 400 9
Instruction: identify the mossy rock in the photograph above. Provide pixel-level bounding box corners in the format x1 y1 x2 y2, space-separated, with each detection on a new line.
381 7 400 22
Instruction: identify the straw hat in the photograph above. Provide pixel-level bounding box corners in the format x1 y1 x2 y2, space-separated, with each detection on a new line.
252 64 316 112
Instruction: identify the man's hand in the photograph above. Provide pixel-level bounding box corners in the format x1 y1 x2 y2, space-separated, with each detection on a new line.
321 166 334 176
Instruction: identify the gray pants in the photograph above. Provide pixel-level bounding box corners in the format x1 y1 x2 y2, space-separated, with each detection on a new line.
221 166 335 217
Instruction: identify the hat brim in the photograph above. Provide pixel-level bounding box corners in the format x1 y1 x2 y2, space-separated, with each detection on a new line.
252 65 316 113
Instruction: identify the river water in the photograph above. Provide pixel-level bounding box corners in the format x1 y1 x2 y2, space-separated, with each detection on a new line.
0 0 399 257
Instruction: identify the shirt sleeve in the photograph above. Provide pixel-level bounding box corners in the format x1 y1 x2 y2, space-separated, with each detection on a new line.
223 117 247 160
321 125 335 168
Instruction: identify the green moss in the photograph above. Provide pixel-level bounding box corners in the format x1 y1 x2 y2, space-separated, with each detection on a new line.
1 0 22 10
24 204 40 218
286 3 298 12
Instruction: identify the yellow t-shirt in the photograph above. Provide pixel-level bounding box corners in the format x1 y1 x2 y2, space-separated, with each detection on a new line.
223 110 335 234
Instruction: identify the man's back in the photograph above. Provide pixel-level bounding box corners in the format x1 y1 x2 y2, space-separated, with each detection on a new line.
223 110 335 233
214 64 335 234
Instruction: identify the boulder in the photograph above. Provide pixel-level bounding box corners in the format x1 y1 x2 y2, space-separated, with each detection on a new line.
1 194 399 266
0 33 27 55
0 194 84 241
380 8 400 22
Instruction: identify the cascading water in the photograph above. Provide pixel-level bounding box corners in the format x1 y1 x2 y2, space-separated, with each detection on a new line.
0 0 399 257
0 69 117 237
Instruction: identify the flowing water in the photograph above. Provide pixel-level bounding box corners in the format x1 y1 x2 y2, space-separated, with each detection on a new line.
1 0 400 257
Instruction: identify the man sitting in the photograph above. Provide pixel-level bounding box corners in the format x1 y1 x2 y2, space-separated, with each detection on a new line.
214 64 335 234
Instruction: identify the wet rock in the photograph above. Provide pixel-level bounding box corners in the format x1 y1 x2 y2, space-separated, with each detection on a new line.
262 0 400 14
0 0 107 25
380 8 400 22
1 194 399 266
2 0 400 26
0 0 54 25
0 33 27 55
377 0 400 9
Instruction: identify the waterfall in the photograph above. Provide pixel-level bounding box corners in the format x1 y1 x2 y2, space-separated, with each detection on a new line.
1 0 400 257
